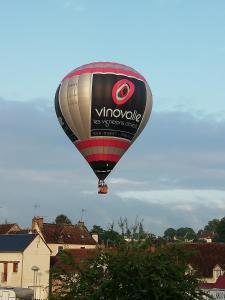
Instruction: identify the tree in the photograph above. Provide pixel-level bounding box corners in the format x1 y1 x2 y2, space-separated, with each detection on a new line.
90 224 123 247
90 225 105 238
54 214 72 225
176 227 196 240
51 244 207 300
215 217 225 242
118 216 147 240
204 219 220 233
164 228 177 240
197 229 204 238
138 222 146 239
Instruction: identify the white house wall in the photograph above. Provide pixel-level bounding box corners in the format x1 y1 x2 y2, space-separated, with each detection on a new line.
23 235 51 300
49 243 96 256
0 252 22 287
0 236 50 300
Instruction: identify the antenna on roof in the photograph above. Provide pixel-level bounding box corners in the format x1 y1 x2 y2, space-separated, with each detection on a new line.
80 208 87 222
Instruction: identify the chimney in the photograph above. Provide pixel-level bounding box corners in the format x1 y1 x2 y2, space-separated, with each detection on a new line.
32 216 44 231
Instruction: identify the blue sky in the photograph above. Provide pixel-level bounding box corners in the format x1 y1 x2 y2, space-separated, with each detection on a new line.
0 1 225 235
1 0 225 114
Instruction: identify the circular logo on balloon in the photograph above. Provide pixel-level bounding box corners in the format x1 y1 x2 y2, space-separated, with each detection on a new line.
112 79 135 105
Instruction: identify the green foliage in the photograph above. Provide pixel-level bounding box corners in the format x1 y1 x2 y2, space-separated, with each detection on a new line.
90 217 151 247
54 214 72 225
90 224 124 247
215 217 225 242
51 245 207 300
164 228 177 240
201 217 225 242
204 219 220 233
164 227 196 242
118 216 148 240
90 225 105 237
176 227 196 240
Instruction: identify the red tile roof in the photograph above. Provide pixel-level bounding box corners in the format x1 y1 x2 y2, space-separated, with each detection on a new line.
40 223 96 245
186 243 225 277
199 282 214 289
201 232 214 239
214 275 225 289
51 248 97 271
200 275 225 289
0 224 17 234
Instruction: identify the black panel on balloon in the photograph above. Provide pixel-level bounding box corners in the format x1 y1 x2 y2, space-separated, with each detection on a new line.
89 161 117 180
91 74 147 140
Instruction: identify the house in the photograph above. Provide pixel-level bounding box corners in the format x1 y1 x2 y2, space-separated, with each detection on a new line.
198 231 214 243
50 248 97 296
200 274 225 289
31 217 97 256
51 248 97 269
0 224 21 234
200 274 225 299
0 234 51 300
187 243 225 283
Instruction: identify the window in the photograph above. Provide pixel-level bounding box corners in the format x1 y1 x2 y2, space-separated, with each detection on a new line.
2 263 8 282
13 262 18 273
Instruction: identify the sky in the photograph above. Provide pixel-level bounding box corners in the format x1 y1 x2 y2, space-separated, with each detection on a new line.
0 0 225 235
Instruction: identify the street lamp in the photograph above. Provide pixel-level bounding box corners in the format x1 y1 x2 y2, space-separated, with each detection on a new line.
31 265 39 300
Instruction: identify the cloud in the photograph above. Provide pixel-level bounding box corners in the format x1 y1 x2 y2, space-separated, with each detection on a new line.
120 110 225 191
108 177 147 186
82 190 96 196
0 98 225 234
62 0 86 12
116 189 225 211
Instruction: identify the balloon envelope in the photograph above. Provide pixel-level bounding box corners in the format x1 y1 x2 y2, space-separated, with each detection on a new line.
55 62 152 180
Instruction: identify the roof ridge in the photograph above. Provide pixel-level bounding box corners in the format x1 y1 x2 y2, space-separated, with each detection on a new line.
43 223 76 226
0 233 37 236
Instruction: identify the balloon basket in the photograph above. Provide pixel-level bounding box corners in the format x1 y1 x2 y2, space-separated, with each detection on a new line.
98 180 108 194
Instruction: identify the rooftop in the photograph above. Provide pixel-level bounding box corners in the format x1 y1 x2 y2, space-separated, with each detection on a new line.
0 234 37 252
200 274 225 289
51 248 97 271
0 224 19 234
38 222 96 246
187 243 225 277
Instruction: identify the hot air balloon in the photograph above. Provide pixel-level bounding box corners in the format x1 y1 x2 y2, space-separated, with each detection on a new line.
55 62 152 194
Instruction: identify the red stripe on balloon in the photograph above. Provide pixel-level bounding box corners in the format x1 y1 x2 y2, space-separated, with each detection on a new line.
62 67 146 82
85 154 121 162
77 62 132 69
75 139 130 150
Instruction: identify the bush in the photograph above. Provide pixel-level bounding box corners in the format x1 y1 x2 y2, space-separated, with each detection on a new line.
50 243 207 300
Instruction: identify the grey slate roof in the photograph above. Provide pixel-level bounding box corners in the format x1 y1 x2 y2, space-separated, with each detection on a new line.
0 234 36 252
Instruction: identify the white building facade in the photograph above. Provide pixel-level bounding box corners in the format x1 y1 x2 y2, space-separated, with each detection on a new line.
0 234 51 300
